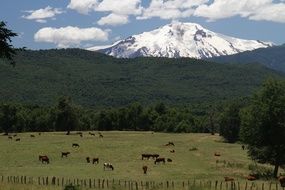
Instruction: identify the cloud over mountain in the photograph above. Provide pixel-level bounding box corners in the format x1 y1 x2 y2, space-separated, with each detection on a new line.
34 26 109 48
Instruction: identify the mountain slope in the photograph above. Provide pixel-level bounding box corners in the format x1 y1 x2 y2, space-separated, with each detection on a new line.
1 49 284 107
208 45 285 73
95 22 272 59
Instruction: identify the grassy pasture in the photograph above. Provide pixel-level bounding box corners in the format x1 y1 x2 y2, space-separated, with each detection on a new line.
0 132 279 183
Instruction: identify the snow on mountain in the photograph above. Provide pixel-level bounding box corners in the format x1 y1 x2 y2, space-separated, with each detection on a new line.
91 22 273 59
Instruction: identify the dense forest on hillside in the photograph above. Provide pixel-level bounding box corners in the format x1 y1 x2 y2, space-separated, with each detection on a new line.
0 49 284 109
209 45 285 73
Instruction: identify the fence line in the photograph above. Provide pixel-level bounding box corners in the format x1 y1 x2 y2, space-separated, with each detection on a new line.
0 175 284 190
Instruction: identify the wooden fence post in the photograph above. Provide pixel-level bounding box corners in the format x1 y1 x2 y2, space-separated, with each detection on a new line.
52 176 56 185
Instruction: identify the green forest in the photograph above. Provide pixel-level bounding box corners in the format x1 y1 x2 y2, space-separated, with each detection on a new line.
0 49 284 108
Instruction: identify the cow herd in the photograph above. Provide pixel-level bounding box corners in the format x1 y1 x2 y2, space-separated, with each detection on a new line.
3 132 285 186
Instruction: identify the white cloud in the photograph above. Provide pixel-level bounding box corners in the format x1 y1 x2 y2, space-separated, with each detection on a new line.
96 0 142 15
194 0 285 23
67 0 142 26
22 6 63 23
67 0 99 14
248 3 285 23
34 26 109 48
67 0 142 15
98 13 129 26
138 0 208 20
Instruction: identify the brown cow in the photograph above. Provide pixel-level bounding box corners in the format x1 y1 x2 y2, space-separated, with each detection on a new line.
40 156 50 164
142 166 148 174
154 158 165 164
165 142 175 146
30 135 35 138
170 150 175 153
224 177 234 182
93 158 99 164
214 153 221 157
167 158 172 162
246 175 257 181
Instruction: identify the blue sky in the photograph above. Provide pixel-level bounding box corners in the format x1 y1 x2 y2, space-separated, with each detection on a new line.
1 0 285 49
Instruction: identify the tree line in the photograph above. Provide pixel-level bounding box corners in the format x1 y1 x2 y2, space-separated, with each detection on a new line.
0 97 216 134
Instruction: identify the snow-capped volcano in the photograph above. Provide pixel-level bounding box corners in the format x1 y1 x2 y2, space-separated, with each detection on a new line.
92 22 273 59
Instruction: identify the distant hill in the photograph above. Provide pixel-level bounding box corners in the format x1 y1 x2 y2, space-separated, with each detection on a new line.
208 45 285 73
0 49 284 108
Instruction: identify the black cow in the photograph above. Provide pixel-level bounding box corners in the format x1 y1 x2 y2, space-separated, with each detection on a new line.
93 158 99 164
72 143 80 148
61 152 70 158
103 163 114 170
154 158 165 164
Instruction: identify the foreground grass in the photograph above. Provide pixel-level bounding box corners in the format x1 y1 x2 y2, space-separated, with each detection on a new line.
0 132 280 182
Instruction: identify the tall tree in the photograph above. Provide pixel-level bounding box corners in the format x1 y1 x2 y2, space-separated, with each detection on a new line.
55 96 79 135
240 79 285 178
219 101 243 143
0 21 17 65
0 104 18 134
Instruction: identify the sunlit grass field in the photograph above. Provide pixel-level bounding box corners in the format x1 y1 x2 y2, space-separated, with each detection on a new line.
0 131 272 183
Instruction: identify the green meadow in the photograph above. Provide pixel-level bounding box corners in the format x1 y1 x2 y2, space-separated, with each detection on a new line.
0 132 278 182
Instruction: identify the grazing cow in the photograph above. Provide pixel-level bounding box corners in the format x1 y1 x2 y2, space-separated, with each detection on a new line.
89 132 95 136
41 156 50 164
39 155 49 164
242 145 245 150
103 163 114 170
86 157 90 163
39 155 45 161
8 136 12 140
167 158 172 162
61 152 70 158
154 158 165 164
170 150 175 153
246 175 257 181
142 166 148 174
99 134 103 138
15 138 20 141
80 134 83 138
92 158 99 164
279 176 285 187
142 154 152 160
214 153 221 157
30 135 35 138
151 154 159 159
165 142 175 146
224 177 234 182
72 143 80 148
13 134 17 137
